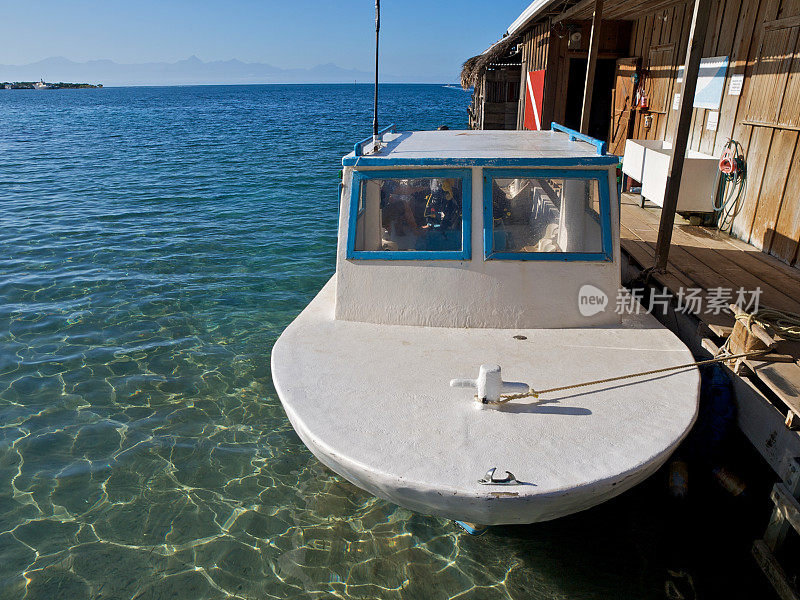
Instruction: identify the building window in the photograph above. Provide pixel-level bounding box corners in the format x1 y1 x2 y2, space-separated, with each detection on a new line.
347 170 472 260
483 169 613 261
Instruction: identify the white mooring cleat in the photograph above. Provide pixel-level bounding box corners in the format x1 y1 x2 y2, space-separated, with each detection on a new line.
450 364 529 409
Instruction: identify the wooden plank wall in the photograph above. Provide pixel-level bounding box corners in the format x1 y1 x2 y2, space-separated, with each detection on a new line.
629 2 690 142
630 0 800 267
517 23 551 129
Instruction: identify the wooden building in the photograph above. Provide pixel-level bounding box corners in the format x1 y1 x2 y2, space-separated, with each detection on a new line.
462 0 800 267
465 2 800 597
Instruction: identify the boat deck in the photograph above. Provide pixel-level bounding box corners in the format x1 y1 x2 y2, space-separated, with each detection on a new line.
619 195 800 420
272 278 699 525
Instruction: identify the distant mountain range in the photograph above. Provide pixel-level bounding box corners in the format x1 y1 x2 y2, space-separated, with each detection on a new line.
0 56 417 86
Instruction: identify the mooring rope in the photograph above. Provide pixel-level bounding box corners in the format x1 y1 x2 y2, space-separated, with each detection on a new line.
736 309 800 342
485 348 769 405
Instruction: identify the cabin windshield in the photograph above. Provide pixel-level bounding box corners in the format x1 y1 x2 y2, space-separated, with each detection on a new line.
487 175 607 259
354 176 464 253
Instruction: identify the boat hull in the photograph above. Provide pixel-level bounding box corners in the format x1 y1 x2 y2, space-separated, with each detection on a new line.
271 278 700 525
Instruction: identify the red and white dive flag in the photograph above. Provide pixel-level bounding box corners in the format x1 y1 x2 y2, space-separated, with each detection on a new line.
524 70 545 131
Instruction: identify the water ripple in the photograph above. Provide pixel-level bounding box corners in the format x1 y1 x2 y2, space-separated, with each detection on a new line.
0 85 761 600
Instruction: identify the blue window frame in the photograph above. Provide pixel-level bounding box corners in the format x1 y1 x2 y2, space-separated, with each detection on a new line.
482 168 614 262
346 168 472 260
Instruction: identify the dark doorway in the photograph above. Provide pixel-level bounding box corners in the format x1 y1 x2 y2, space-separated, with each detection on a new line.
564 57 618 140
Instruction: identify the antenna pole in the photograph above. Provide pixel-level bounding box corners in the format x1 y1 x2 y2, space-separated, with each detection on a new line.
373 0 380 150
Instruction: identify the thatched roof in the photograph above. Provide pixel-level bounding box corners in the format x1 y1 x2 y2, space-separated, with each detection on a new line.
460 35 516 89
460 55 481 89
460 0 572 89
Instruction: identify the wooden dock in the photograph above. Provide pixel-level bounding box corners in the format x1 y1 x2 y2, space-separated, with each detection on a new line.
620 194 800 401
620 194 800 600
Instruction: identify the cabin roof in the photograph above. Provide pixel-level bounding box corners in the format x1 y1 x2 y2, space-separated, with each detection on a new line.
342 130 618 167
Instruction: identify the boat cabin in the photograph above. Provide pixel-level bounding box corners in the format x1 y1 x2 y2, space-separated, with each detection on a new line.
336 125 621 329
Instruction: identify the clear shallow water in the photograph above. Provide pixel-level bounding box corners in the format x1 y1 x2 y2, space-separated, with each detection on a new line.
0 85 765 600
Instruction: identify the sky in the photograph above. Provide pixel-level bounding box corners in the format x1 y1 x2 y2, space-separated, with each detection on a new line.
2 1 532 81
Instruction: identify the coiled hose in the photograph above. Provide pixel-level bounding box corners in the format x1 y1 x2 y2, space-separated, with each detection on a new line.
715 139 747 233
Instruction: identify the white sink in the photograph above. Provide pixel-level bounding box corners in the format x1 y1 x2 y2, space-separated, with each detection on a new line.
622 139 719 212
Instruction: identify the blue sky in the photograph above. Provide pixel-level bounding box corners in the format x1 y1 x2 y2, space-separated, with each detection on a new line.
3 1 531 81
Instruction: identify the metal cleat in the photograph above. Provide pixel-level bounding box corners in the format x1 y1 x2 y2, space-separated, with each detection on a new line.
478 467 519 485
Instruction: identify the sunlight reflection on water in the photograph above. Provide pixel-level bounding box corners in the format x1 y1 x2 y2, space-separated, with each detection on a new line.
0 85 757 600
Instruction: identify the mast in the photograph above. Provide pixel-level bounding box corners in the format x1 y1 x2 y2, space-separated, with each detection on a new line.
372 0 380 151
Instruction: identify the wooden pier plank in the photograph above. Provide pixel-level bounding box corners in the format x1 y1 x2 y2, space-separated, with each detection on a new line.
702 338 800 481
692 226 800 300
745 359 800 416
621 198 800 416
621 201 800 369
752 540 800 600
623 198 800 305
621 199 800 314
770 482 800 538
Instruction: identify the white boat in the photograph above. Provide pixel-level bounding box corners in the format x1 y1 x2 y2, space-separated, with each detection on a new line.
271 125 699 527
32 79 51 90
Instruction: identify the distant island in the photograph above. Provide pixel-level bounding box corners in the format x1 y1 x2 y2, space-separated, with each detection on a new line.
0 56 444 86
3 80 102 90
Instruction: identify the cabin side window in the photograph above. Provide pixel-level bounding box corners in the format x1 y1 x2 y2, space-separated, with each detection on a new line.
484 170 612 261
348 170 471 260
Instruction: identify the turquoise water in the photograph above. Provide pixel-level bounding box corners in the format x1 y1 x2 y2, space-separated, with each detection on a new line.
0 85 766 599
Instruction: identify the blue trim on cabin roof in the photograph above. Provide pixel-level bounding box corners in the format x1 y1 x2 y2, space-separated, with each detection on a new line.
344 123 610 165
346 168 472 261
353 124 396 157
482 168 614 262
342 155 619 167
550 122 608 155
